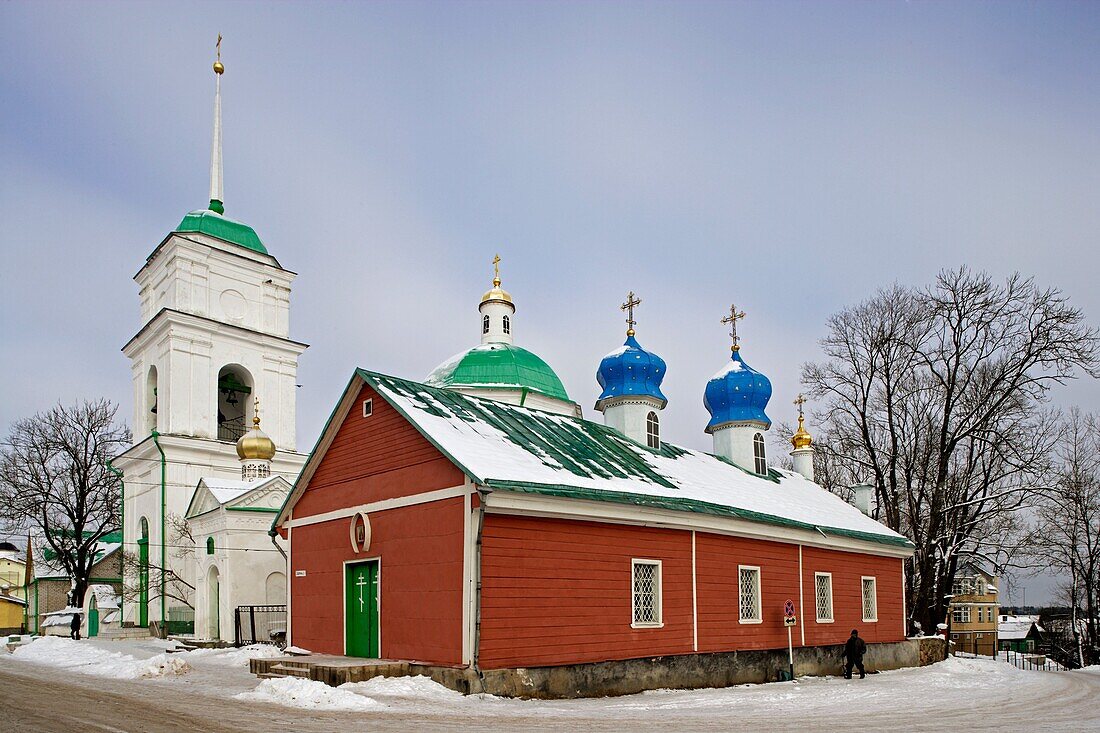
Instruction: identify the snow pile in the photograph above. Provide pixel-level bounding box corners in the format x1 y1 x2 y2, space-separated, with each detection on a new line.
183 644 285 667
12 636 191 679
235 676 383 710
344 675 470 703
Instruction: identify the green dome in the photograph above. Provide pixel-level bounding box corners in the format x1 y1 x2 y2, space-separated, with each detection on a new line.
426 343 571 403
176 208 268 254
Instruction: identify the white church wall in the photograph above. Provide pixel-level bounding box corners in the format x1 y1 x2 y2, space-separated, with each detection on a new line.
137 234 293 338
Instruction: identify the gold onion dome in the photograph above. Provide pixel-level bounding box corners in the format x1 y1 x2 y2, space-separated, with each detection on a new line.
791 413 813 450
237 414 276 461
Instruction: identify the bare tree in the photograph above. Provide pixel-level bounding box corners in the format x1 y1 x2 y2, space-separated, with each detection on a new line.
120 513 196 612
1023 409 1100 666
802 268 1099 634
0 400 130 609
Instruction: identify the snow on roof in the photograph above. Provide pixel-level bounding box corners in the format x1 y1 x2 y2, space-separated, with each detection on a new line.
200 477 272 505
998 620 1041 640
363 371 910 548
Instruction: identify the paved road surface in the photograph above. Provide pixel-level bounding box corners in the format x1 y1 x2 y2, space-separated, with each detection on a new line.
3 655 1099 732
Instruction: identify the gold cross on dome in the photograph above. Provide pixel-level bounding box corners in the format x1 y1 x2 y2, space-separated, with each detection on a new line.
216 33 222 61
794 393 806 418
720 304 746 352
621 291 642 336
253 397 261 427
492 254 501 286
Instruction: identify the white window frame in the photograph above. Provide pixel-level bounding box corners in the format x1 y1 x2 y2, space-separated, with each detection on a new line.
861 575 878 622
952 605 971 624
362 398 373 418
753 432 767 474
738 565 763 624
815 572 834 623
646 411 660 450
631 558 663 628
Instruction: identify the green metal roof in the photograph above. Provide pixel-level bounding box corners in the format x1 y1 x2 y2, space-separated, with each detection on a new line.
176 208 268 254
425 343 571 403
355 370 913 551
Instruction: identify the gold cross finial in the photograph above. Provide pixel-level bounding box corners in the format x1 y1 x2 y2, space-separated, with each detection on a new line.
213 34 225 74
794 393 806 418
720 304 746 352
492 254 501 287
620 291 642 336
253 397 261 427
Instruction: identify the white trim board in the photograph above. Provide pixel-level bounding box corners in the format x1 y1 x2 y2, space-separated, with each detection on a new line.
283 485 470 529
483 490 914 558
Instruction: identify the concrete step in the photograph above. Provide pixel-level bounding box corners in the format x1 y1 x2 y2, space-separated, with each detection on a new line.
266 664 312 679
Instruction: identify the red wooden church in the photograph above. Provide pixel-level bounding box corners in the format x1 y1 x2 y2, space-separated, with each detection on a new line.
273 282 914 692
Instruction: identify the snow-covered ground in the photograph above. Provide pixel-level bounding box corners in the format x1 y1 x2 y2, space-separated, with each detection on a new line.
3 637 1099 732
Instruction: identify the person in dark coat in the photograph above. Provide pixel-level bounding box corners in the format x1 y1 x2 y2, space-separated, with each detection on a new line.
69 612 82 640
844 628 866 679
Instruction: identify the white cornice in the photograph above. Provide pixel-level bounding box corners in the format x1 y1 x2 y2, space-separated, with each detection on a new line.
483 490 914 558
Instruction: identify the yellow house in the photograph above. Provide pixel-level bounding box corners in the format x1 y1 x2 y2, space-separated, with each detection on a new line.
948 562 999 656
0 541 28 634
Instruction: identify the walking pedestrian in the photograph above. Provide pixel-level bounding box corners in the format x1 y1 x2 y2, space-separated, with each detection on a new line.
844 628 866 679
69 611 82 640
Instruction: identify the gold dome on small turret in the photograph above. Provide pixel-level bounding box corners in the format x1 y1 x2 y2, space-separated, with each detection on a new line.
480 254 514 307
236 408 276 461
791 413 813 450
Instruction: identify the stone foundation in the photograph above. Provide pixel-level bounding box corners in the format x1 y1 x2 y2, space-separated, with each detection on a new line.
253 637 946 699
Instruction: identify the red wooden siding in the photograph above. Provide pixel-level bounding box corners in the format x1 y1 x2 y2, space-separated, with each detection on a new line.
800 547 905 646
478 514 694 669
293 384 465 518
290 497 465 664
478 515 906 669
695 533 801 652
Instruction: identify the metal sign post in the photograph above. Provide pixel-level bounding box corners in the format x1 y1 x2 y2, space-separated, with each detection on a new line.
783 598 797 681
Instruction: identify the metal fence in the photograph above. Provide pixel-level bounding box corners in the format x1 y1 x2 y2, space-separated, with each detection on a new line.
166 606 194 636
955 634 1079 671
234 605 287 648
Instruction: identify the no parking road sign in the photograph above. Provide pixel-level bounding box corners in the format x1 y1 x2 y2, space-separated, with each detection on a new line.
783 598 797 680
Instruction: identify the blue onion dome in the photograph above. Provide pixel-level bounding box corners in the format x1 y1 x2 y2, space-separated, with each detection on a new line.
595 335 668 409
703 350 772 432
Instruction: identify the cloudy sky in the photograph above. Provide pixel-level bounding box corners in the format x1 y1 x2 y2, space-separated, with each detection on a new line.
1 1 1097 603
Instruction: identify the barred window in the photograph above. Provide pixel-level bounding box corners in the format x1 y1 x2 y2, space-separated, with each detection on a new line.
815 572 834 622
646 411 660 449
738 566 762 623
861 576 878 622
503 315 511 334
482 314 490 334
753 433 767 474
631 559 662 627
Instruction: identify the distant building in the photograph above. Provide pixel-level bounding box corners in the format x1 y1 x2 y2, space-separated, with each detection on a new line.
25 534 122 637
998 614 1044 654
0 541 28 633
948 562 999 656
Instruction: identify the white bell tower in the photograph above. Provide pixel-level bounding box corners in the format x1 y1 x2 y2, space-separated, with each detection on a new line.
114 40 307 633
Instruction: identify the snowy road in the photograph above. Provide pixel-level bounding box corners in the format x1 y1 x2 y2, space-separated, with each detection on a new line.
2 638 1099 732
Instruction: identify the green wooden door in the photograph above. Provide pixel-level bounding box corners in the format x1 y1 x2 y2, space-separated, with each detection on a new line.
88 606 99 637
345 561 379 658
138 538 149 627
